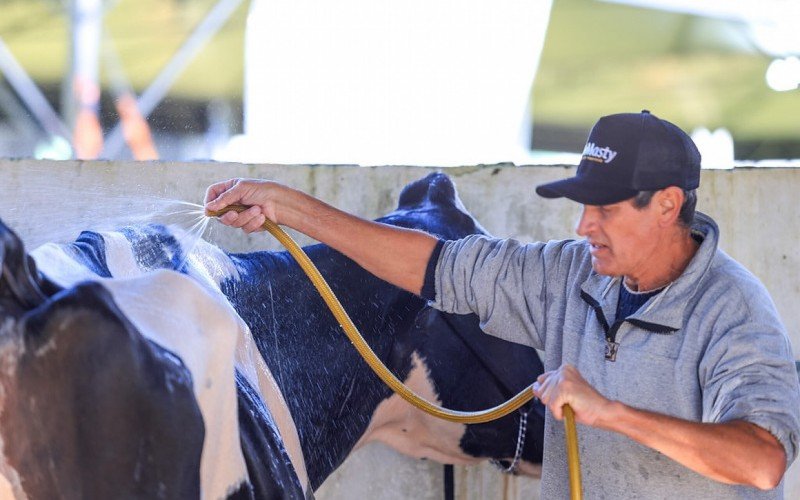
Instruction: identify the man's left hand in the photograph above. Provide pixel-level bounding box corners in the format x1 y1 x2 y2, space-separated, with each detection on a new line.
532 363 614 426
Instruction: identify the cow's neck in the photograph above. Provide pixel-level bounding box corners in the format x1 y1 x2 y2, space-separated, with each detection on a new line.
223 244 422 488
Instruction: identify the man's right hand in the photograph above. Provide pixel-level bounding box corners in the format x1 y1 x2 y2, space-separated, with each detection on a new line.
204 178 283 233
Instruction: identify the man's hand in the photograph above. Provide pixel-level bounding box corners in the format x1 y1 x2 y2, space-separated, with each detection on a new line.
204 178 283 233
532 363 614 425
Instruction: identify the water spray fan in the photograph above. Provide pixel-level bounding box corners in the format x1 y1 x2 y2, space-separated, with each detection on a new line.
207 204 582 499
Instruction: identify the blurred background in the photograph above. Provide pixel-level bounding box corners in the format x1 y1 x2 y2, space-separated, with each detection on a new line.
0 0 797 167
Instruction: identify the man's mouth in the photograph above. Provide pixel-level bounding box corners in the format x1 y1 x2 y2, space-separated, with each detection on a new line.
589 242 608 254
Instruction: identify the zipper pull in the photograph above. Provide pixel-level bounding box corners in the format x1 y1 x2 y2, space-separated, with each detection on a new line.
605 338 619 362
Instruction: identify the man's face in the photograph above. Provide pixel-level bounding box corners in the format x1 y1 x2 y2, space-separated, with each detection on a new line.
575 197 660 279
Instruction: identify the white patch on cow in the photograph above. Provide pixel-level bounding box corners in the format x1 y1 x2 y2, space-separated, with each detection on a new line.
33 231 309 497
102 231 144 277
354 352 480 465
181 238 241 291
31 244 99 287
100 271 247 499
183 239 308 492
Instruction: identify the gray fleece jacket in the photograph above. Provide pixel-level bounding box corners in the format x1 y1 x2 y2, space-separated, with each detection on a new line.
431 212 800 499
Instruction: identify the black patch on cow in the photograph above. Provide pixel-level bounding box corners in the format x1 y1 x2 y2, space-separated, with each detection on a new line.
68 230 113 278
0 282 205 499
221 245 417 488
121 225 187 272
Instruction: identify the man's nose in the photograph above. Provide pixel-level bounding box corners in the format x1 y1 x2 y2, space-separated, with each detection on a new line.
575 206 594 237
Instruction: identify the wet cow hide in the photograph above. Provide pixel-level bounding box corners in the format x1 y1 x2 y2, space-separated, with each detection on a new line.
0 173 545 499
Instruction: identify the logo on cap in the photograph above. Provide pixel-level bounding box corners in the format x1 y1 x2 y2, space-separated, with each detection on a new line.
582 142 618 164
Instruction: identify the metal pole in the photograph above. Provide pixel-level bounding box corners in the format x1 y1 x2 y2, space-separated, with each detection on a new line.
0 80 42 141
443 464 454 500
101 0 244 158
0 38 70 141
69 0 104 159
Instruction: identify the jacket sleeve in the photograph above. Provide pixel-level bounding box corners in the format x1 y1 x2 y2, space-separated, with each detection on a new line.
429 234 577 350
699 283 800 468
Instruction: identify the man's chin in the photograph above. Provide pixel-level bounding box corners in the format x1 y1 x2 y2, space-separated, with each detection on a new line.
590 260 619 278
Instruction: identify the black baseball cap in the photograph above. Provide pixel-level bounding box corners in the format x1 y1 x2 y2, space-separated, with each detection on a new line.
535 110 701 205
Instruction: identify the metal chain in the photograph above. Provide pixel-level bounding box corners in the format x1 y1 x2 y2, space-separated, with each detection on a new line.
490 410 528 475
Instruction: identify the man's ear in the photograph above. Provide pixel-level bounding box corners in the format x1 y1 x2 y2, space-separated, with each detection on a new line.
657 187 684 225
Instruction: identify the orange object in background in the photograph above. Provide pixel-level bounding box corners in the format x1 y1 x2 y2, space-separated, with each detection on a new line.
72 77 103 160
115 93 158 161
73 107 104 160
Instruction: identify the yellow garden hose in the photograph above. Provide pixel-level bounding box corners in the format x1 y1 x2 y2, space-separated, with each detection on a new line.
207 204 582 498
563 405 582 499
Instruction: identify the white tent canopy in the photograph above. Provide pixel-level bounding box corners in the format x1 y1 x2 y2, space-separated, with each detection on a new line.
226 0 553 166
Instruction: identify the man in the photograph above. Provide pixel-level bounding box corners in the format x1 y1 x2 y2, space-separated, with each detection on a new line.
205 110 800 497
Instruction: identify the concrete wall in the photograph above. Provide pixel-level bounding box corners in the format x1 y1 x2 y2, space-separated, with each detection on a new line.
0 160 797 498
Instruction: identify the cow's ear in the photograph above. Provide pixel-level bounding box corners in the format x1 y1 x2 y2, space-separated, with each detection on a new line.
397 175 432 209
397 173 457 210
425 174 457 207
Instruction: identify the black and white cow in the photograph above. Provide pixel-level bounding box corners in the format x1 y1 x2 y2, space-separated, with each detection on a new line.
0 173 545 499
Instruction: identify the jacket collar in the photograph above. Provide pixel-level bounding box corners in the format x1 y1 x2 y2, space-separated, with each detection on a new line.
579 212 719 332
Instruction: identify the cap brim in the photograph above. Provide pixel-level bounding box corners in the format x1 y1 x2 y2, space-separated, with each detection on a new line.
535 176 638 206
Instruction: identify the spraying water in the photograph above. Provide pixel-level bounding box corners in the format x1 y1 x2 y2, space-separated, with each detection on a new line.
2 182 217 264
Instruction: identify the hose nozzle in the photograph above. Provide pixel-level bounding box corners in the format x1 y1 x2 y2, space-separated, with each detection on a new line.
205 204 251 218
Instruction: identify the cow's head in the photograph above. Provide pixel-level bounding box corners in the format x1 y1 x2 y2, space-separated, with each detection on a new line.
378 172 488 240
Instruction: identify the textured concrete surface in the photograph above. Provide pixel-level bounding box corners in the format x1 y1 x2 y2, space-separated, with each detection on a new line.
0 160 797 498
